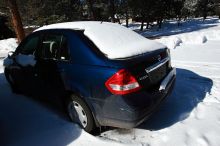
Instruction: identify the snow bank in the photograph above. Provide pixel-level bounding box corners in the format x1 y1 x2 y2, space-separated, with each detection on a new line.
201 30 220 41
184 34 207 44
133 17 220 49
157 34 208 49
36 21 166 59
0 38 18 58
158 36 182 49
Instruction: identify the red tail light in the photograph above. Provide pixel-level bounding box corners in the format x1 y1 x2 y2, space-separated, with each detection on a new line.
105 69 141 95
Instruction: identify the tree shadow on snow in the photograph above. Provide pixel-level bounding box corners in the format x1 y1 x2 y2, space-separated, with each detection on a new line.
0 72 82 146
136 18 220 38
138 68 213 131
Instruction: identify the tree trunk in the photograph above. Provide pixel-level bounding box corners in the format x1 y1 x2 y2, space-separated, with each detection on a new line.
125 10 128 27
118 19 121 24
7 0 25 43
159 20 162 29
146 21 149 29
109 0 116 23
140 19 144 31
203 7 207 20
203 13 207 20
157 18 162 29
87 0 96 20
146 16 150 29
202 0 208 20
177 16 181 27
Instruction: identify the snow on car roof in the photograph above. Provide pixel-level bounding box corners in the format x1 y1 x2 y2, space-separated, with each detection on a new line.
36 21 166 59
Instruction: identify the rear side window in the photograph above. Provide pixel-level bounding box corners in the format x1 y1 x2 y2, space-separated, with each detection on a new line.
40 33 70 61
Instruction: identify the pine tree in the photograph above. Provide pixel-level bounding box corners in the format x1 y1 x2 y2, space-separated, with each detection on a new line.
196 0 214 19
213 0 220 18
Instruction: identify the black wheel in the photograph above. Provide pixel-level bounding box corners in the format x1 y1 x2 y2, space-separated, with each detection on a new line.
4 68 20 93
66 94 95 132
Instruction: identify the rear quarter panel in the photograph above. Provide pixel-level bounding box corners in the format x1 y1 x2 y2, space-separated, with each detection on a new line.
63 63 119 124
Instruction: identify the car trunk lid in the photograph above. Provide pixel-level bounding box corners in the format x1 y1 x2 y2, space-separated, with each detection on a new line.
107 48 172 91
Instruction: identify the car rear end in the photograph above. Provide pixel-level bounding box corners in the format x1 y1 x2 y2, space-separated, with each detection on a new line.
57 25 176 129
95 48 176 128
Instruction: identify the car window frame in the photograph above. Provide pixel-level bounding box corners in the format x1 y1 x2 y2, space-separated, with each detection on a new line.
15 32 42 56
38 31 71 63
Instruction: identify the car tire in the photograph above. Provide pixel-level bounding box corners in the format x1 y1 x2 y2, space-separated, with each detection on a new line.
66 94 95 132
4 68 20 93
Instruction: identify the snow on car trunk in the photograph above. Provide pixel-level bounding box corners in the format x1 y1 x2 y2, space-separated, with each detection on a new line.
36 21 166 59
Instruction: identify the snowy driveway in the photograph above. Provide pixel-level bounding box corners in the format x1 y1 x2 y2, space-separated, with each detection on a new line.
1 40 220 146
1 18 220 145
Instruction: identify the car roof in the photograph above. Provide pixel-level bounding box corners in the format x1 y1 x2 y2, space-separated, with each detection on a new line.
35 21 165 59
35 21 120 31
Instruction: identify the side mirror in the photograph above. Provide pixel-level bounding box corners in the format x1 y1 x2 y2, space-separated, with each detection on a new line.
8 51 15 58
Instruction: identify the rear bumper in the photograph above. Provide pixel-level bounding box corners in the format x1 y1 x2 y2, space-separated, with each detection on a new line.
95 68 176 128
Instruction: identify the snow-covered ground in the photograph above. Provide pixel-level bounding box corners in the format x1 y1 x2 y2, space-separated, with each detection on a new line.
1 17 220 146
129 17 220 49
0 38 17 58
100 41 220 146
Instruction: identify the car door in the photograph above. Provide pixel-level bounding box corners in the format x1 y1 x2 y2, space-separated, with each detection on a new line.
35 32 71 99
9 33 41 95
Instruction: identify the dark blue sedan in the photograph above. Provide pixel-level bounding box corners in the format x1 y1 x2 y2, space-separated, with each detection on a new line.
4 22 176 132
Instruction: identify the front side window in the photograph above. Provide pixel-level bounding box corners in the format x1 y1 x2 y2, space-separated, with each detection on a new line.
40 33 70 61
19 35 40 55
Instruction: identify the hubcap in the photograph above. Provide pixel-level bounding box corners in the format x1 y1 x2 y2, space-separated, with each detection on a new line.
68 101 88 128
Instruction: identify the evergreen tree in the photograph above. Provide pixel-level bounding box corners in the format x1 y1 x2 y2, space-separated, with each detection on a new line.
197 0 214 19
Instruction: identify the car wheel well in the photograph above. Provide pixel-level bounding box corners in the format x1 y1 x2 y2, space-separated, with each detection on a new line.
4 68 21 93
64 90 100 128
